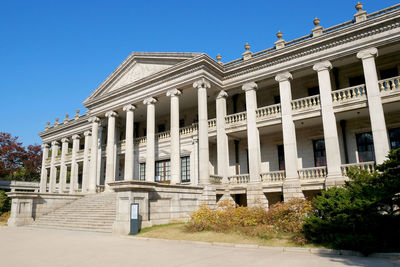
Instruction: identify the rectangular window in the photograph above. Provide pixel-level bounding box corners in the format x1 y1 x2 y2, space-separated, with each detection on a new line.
356 132 375 162
181 156 190 182
277 145 285 170
389 127 400 150
139 163 146 181
155 160 170 182
313 139 327 167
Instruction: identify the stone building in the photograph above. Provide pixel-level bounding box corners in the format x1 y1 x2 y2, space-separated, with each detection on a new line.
7 2 400 233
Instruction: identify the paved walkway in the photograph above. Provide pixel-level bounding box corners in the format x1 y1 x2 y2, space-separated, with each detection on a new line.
0 226 398 267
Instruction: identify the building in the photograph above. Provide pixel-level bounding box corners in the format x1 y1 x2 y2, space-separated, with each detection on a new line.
7 2 400 233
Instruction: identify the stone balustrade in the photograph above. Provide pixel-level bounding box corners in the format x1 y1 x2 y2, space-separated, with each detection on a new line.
208 118 216 128
156 131 171 140
379 75 400 93
331 85 366 103
256 104 281 119
209 174 223 184
298 166 327 179
227 174 250 184
135 136 147 144
341 161 375 176
291 95 321 111
179 124 198 135
225 111 247 125
260 170 285 182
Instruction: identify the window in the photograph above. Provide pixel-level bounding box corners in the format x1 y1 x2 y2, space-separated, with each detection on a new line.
181 156 190 182
349 75 365 86
307 86 319 96
389 127 400 150
157 124 166 133
139 163 146 181
143 128 146 136
274 95 280 104
179 119 185 128
313 139 327 167
277 145 285 170
380 67 398 80
356 132 375 162
155 160 170 182
134 122 139 138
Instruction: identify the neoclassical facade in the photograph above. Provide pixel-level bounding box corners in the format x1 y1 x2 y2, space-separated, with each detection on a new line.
37 3 400 208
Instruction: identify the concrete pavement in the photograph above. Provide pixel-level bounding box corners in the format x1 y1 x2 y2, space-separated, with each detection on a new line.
0 226 398 267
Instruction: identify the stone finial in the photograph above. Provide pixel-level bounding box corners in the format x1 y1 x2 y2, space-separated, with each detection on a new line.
45 121 50 130
64 114 69 123
312 17 323 37
75 109 80 120
354 1 367 23
242 42 252 60
216 54 222 64
275 31 285 50
54 117 59 127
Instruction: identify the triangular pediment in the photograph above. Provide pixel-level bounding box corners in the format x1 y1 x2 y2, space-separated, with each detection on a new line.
85 52 200 103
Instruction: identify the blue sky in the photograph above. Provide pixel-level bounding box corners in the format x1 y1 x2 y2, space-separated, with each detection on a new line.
0 0 398 146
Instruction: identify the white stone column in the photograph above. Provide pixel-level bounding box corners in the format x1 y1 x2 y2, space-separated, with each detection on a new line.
49 141 59 193
167 89 182 184
313 61 342 180
69 134 80 194
144 97 157 182
105 111 118 189
216 90 230 181
123 104 136 181
276 72 299 179
357 48 390 164
193 78 211 184
81 130 91 193
39 143 50 193
242 82 261 182
88 117 100 193
58 138 70 193
97 125 104 186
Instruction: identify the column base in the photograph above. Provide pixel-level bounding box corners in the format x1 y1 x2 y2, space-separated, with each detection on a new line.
246 182 268 208
283 179 304 201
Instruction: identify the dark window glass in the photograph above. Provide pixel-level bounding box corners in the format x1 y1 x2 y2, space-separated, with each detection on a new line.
308 86 320 96
389 127 400 150
158 124 166 133
139 163 146 181
181 156 190 182
274 96 281 104
143 128 146 136
155 160 170 182
380 67 398 80
313 139 327 167
356 132 375 162
278 145 285 170
179 119 185 128
349 75 365 86
134 122 139 138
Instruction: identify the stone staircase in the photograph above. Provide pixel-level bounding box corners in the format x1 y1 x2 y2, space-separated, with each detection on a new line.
30 192 116 233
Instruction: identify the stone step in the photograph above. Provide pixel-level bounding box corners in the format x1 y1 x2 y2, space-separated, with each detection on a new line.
30 225 112 233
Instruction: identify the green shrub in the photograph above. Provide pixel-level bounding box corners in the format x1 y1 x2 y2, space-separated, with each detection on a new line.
0 190 11 215
303 149 400 255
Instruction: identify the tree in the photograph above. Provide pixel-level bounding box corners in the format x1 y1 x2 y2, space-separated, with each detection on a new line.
0 132 42 181
302 149 400 255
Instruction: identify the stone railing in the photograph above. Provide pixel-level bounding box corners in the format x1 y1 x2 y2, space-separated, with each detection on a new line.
135 136 147 144
298 166 327 179
291 95 321 111
379 75 400 94
227 174 250 184
256 104 281 119
180 124 198 135
209 174 223 184
96 185 105 193
225 111 247 125
260 171 285 182
156 131 171 140
332 85 366 103
366 3 400 19
208 118 216 128
76 150 84 157
341 161 375 176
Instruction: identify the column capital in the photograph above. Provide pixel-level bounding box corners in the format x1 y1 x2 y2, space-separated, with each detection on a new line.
51 141 59 147
357 47 378 60
143 97 157 105
313 60 332 72
216 90 228 99
123 104 136 112
193 78 211 90
88 116 101 123
61 137 70 144
275 71 293 82
72 134 80 140
242 81 258 92
41 143 50 149
84 130 91 137
105 111 118 118
166 88 182 97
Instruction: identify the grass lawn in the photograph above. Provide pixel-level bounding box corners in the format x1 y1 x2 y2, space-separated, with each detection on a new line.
137 223 321 248
0 212 10 226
